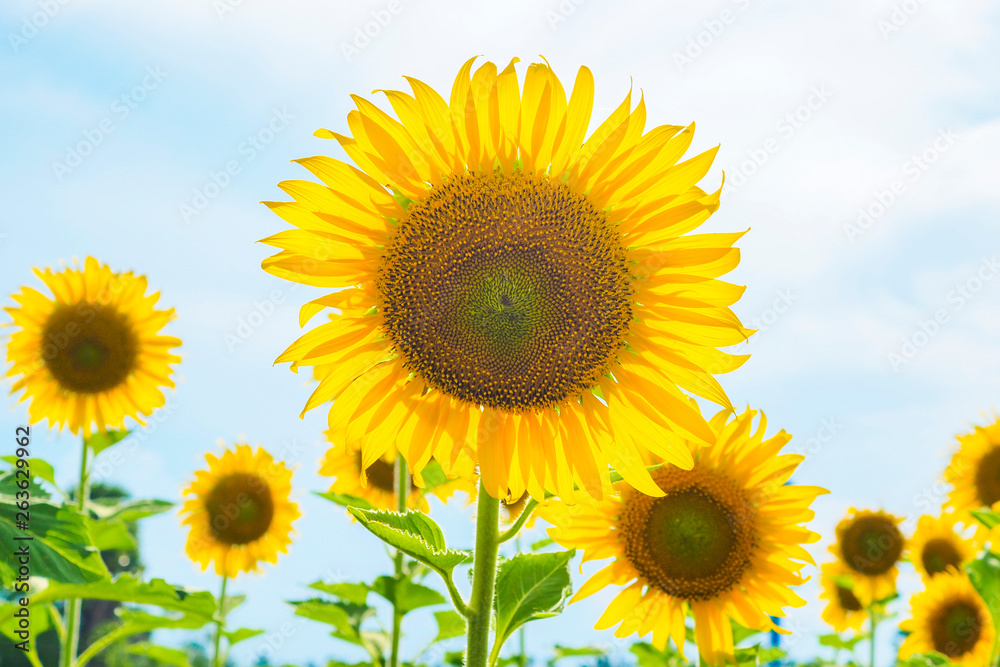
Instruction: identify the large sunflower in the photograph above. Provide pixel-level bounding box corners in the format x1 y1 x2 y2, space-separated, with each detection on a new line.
5 256 180 436
830 508 904 605
181 444 300 577
907 514 977 583
899 571 996 667
261 57 752 500
818 561 867 633
945 417 1000 545
540 409 825 665
320 440 476 512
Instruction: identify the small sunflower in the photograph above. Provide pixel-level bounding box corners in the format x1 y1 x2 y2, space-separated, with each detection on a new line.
831 508 904 605
181 444 300 577
5 256 181 436
908 514 977 583
818 561 867 633
945 416 1000 545
320 440 475 512
899 571 996 667
540 408 826 665
261 57 753 501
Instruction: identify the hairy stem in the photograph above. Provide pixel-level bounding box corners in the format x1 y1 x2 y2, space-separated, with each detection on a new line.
390 456 410 667
61 438 89 667
466 482 500 667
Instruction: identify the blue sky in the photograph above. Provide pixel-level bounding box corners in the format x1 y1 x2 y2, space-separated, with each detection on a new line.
2 0 1000 664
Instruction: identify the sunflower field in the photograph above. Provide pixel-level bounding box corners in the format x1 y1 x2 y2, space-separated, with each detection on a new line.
2 3 999 667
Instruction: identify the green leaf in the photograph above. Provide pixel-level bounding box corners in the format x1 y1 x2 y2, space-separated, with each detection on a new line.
531 538 554 551
28 575 216 619
493 550 575 651
86 517 137 551
127 643 192 667
92 498 174 523
417 460 451 491
731 620 762 646
310 580 371 605
967 552 1000 646
291 598 374 646
0 457 57 490
316 490 376 511
370 575 446 614
348 508 471 574
733 644 786 667
221 593 246 615
0 600 52 642
819 633 865 651
432 610 466 643
971 509 1000 530
549 645 608 665
896 653 952 667
630 642 689 667
0 496 108 585
86 429 130 456
222 627 265 646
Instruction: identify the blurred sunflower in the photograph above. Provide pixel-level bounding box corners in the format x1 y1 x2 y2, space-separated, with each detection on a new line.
540 409 826 665
181 444 300 577
908 514 976 583
945 417 1000 544
261 57 752 500
899 571 995 667
320 441 476 512
4 256 180 436
818 562 867 633
831 508 904 605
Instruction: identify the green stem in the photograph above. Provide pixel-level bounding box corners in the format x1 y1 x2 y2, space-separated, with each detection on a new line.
390 456 409 667
466 481 501 667
211 575 229 667
868 603 877 667
62 437 89 667
497 499 538 544
516 535 526 667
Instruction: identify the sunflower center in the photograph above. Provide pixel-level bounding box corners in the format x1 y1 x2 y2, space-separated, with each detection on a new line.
836 585 864 612
618 467 755 601
974 446 1000 507
358 453 410 494
205 473 275 545
840 515 903 577
378 170 633 412
930 600 983 657
41 304 139 394
922 538 962 576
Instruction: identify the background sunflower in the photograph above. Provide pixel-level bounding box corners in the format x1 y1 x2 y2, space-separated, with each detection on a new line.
181 443 300 577
818 561 868 633
907 513 977 583
945 417 1000 546
540 408 826 665
5 256 180 436
831 508 905 605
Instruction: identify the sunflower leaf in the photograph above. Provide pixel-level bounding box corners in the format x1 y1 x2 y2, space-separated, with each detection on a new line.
290 598 375 646
967 552 1000 647
222 627 265 646
85 429 131 456
819 633 865 651
27 575 216 620
0 457 58 492
549 644 609 666
432 610 466 643
310 580 371 605
347 508 471 574
91 498 174 523
493 550 576 653
126 643 194 667
86 516 137 551
316 491 376 511
0 496 108 586
416 460 451 491
970 509 1000 530
370 575 446 614
630 642 689 667
733 644 786 666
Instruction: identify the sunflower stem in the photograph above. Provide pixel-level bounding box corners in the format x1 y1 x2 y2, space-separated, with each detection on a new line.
497 499 538 544
61 437 89 667
466 481 500 667
211 575 229 667
868 603 878 667
390 456 409 667
516 535 526 667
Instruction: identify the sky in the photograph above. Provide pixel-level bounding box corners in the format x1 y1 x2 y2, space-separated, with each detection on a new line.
2 0 1000 665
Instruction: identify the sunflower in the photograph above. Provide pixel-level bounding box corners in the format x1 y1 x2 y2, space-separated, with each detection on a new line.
945 416 1000 545
181 444 300 577
899 571 996 667
818 561 867 633
908 514 977 583
4 256 180 436
540 408 825 665
320 440 476 512
261 57 752 501
830 508 904 605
